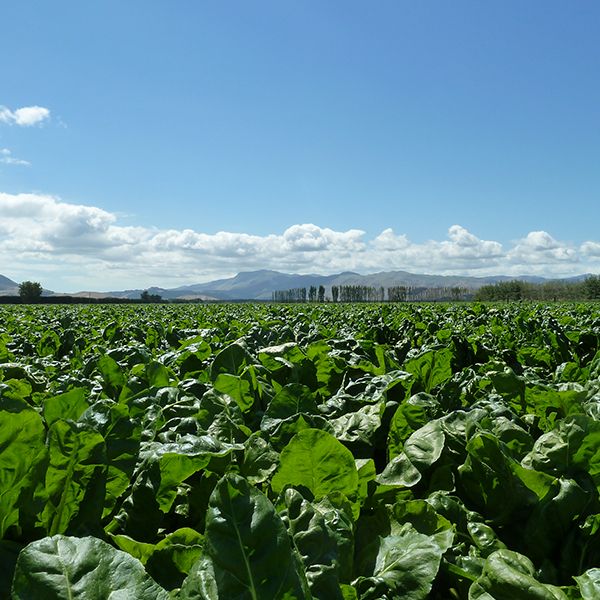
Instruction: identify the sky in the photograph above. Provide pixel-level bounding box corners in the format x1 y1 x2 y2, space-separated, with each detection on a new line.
1 1 599 292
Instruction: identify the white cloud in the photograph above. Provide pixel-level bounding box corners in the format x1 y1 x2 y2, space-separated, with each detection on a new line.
0 150 30 166
0 192 598 291
369 225 504 273
372 228 410 251
581 241 600 259
0 105 50 126
507 231 579 265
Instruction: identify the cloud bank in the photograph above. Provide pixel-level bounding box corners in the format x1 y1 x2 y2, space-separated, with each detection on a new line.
0 192 596 291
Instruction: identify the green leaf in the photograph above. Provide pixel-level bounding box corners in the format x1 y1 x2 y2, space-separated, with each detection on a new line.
388 402 430 460
36 331 60 357
240 433 280 485
260 384 331 450
110 534 155 564
195 388 250 445
524 414 600 487
523 478 590 564
280 488 345 600
41 421 107 536
330 401 384 450
353 524 451 600
574 568 600 600
213 373 254 413
314 495 355 584
12 535 169 599
375 452 422 488
180 473 309 600
210 342 253 379
78 400 142 517
0 409 47 539
98 355 126 398
116 434 240 541
459 432 538 525
43 388 89 427
146 528 204 591
404 348 454 393
147 361 171 388
403 420 445 471
518 346 555 370
272 428 359 503
469 549 569 600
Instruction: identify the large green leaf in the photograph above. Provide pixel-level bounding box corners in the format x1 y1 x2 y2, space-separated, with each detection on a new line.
353 524 452 600
403 420 445 471
147 361 171 388
280 488 345 600
469 549 568 600
210 342 254 379
272 428 359 503
240 433 280 484
117 434 240 540
98 355 126 399
404 348 454 393
41 421 107 536
574 568 600 600
0 408 47 539
261 384 331 450
195 388 250 445
388 401 431 460
11 535 169 599
523 414 600 487
213 373 254 413
36 331 61 358
145 528 204 591
43 387 89 427
78 400 142 517
458 432 539 525
180 473 309 600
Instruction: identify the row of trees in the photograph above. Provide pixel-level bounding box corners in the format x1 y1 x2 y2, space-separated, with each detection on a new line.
8 282 167 304
473 276 600 301
272 284 475 303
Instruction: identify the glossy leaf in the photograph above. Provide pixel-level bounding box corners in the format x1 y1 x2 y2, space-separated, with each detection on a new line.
272 428 359 502
12 535 169 600
180 473 308 600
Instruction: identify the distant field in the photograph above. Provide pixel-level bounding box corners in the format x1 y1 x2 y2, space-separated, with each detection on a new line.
2 302 600 599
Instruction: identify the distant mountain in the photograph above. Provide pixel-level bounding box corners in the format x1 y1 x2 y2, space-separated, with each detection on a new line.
107 269 599 301
3 269 597 301
0 274 19 296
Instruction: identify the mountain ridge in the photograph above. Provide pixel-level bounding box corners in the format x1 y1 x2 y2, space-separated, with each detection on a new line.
1 269 595 300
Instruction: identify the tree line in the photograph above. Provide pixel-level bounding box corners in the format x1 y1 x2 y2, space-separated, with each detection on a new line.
272 284 474 303
473 275 600 301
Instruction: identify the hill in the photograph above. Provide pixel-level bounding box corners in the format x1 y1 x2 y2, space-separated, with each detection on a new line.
101 269 597 301
2 270 596 301
0 274 19 296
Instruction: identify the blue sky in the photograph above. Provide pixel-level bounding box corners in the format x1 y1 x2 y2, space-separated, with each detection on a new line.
1 1 599 292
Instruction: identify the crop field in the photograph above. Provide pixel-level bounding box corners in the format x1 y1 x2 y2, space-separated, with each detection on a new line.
2 301 600 599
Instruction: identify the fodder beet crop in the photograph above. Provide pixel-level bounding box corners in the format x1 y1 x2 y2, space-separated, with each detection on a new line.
2 301 600 599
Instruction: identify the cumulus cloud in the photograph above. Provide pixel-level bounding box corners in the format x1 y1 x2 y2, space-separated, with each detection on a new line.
581 241 600 259
507 231 579 265
372 228 410 251
0 191 598 291
370 225 504 273
0 105 50 126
